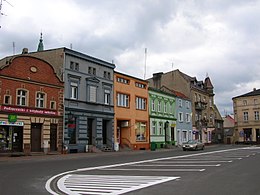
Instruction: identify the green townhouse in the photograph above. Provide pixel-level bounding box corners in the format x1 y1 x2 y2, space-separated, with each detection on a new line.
148 87 177 149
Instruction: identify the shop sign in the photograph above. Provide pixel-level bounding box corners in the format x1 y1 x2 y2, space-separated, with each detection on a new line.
0 121 24 126
0 105 58 116
8 114 17 123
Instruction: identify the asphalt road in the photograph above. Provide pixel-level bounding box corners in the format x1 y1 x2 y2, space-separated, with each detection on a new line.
0 145 259 195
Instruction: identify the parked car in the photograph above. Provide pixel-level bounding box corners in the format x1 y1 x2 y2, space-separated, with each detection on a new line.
182 140 205 151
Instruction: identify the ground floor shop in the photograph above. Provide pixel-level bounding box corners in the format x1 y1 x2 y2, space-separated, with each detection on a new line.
0 113 63 155
236 128 260 144
64 109 114 153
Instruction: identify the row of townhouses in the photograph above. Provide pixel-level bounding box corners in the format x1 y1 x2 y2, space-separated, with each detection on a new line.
0 38 224 155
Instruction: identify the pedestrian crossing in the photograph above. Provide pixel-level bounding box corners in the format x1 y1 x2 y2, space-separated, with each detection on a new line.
57 174 179 195
47 147 260 195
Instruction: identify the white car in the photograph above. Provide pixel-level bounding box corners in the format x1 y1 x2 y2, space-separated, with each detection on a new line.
182 140 205 151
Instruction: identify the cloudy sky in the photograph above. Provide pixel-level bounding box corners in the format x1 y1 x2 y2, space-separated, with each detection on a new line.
0 0 259 115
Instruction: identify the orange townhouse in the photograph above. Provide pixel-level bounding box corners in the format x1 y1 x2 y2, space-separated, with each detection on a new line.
114 71 150 150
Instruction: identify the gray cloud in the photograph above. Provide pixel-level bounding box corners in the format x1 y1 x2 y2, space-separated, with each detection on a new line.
1 0 259 115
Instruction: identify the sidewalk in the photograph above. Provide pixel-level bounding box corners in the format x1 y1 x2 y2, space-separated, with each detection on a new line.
0 147 181 162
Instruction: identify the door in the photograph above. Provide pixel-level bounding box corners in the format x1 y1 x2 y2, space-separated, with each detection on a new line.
12 126 23 152
50 124 57 151
31 123 42 152
102 120 108 145
87 119 93 145
256 129 260 144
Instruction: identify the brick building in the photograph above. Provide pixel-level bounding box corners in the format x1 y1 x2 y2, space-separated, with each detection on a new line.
0 52 64 155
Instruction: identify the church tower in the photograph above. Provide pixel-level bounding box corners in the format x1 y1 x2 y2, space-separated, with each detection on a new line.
37 32 44 51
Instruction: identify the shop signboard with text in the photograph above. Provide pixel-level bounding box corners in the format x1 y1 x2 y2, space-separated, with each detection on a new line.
0 105 58 116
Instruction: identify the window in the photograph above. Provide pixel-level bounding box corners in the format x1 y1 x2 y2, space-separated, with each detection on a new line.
68 115 76 144
243 100 247 106
179 112 183 122
70 82 78 99
209 99 212 107
88 67 96 75
50 101 56 109
186 101 190 109
36 92 45 108
164 102 167 113
151 99 155 111
152 121 156 135
135 122 146 141
117 93 129 107
178 99 182 107
135 82 146 89
255 111 259 121
158 101 161 112
117 77 129 84
159 122 163 135
254 99 258 105
17 90 27 106
75 63 79 71
182 131 187 142
104 71 111 80
136 97 146 110
89 86 97 102
104 89 110 105
243 112 249 121
169 103 172 114
4 95 11 104
186 113 191 122
70 61 74 70
70 61 79 71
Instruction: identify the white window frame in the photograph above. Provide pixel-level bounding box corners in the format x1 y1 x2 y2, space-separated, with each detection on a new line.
17 89 27 106
36 92 45 108
243 112 249 121
255 111 259 121
117 93 129 107
151 99 155 111
136 97 146 110
179 112 183 122
104 89 110 105
178 99 182 107
71 82 78 100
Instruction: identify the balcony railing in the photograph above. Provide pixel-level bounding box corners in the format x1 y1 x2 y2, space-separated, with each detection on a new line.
195 101 207 110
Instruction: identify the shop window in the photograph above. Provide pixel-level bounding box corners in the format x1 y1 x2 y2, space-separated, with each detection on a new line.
68 115 77 144
135 122 146 141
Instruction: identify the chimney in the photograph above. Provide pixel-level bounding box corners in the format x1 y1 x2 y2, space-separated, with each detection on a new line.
152 72 163 89
22 48 28 54
253 88 256 91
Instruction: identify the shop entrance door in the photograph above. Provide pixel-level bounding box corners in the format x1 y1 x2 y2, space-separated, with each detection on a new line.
31 123 42 152
12 126 23 152
50 124 57 151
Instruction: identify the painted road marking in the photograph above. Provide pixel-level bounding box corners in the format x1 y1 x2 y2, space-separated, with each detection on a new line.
151 160 232 163
57 174 179 195
131 164 221 167
46 147 257 195
101 168 206 172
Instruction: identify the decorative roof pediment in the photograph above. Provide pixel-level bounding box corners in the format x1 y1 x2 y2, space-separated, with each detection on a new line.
86 76 100 83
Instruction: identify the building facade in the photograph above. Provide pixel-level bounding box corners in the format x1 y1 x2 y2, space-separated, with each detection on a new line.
222 114 235 144
28 48 115 153
0 54 64 155
148 87 177 149
232 88 260 144
147 69 223 144
114 71 150 150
